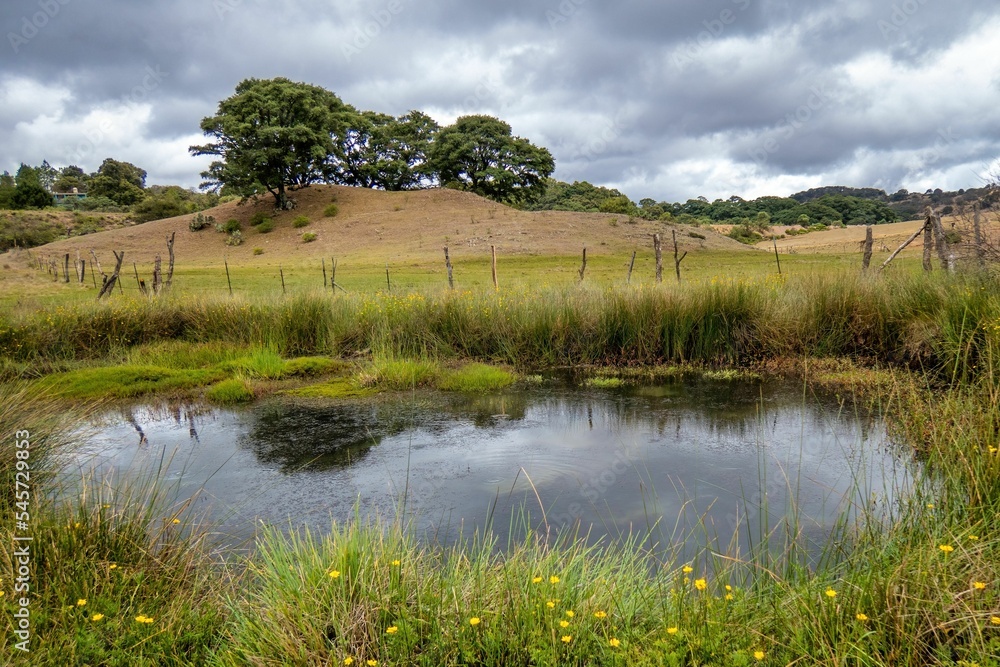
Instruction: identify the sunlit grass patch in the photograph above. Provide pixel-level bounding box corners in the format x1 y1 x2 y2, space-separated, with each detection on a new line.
205 377 255 404
37 365 225 400
359 357 440 391
282 378 374 399
439 363 516 392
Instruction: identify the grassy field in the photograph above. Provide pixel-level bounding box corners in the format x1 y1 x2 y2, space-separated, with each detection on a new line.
2 213 999 664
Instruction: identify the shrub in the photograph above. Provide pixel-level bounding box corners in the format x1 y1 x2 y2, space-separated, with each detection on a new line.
189 213 212 231
439 363 516 392
292 215 310 228
688 231 706 240
253 247 264 255
225 230 243 246
222 218 241 234
323 204 338 218
301 232 317 243
249 211 269 226
256 220 273 234
727 224 763 245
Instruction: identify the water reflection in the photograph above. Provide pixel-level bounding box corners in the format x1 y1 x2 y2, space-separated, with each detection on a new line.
64 378 912 560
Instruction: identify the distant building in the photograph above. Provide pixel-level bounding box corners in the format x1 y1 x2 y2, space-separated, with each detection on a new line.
52 187 87 203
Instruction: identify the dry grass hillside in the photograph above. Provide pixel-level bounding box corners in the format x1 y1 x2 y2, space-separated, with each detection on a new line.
32 185 750 267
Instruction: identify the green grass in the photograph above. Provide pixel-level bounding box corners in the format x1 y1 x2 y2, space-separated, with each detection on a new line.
3 268 1000 665
205 377 255 404
439 363 516 392
37 365 226 399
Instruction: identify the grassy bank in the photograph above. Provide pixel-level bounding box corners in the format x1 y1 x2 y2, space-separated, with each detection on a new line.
1 272 998 379
2 272 1000 664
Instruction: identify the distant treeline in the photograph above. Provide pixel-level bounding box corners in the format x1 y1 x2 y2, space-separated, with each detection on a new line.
530 180 900 227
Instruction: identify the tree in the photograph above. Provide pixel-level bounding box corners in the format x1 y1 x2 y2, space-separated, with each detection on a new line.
88 158 147 206
191 77 353 209
12 164 52 209
0 172 14 209
428 115 554 206
330 110 439 190
53 165 89 193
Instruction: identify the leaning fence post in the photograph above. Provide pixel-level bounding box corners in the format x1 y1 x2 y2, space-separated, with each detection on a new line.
444 246 454 289
653 234 663 283
491 245 498 290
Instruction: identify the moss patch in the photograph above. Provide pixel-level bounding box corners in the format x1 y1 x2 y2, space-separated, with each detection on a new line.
439 363 516 392
206 378 255 404
38 365 225 400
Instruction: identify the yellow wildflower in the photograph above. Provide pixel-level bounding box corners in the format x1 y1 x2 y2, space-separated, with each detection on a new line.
694 578 707 591
682 565 693 574
856 613 869 621
109 564 118 570
667 627 678 635
969 535 980 541
546 600 556 609
532 576 542 584
992 616 1000 625
343 658 354 666
91 613 104 622
973 582 986 590
172 518 180 525
561 635 572 643
825 588 837 598
559 620 569 628
469 617 481 626
939 545 954 554
386 626 398 634
550 575 560 584
391 559 401 566
329 570 341 579
367 661 377 667
754 650 765 661
594 610 607 619
609 637 621 647
76 599 87 607
565 610 574 618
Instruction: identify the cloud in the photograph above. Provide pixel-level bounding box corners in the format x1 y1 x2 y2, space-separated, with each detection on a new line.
1 0 998 200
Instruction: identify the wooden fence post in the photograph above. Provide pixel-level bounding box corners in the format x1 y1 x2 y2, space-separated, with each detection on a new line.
772 239 782 275
653 234 662 283
861 225 873 271
973 203 985 269
443 246 454 289
225 259 233 296
280 266 286 294
385 262 391 292
880 224 926 272
578 247 587 283
322 258 327 288
491 245 498 290
626 250 636 284
672 230 687 282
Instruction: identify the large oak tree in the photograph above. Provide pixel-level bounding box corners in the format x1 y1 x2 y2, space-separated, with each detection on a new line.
428 115 554 206
191 77 352 209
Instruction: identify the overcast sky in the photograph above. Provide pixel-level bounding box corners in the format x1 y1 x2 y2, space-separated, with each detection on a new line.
2 0 998 202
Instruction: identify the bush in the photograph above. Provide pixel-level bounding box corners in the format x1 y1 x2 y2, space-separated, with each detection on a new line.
301 232 317 243
323 204 338 218
727 224 763 245
225 230 243 246
688 231 706 240
222 218 241 234
249 211 269 226
256 220 273 234
292 215 310 228
253 247 264 255
189 213 214 231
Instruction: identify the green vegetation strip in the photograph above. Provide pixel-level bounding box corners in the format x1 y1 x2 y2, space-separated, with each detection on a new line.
1 272 999 664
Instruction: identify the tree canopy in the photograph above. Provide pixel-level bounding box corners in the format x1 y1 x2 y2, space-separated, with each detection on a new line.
191 77 353 209
428 115 554 205
88 158 147 206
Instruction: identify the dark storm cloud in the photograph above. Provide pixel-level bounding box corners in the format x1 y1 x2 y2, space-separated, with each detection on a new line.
1 0 999 199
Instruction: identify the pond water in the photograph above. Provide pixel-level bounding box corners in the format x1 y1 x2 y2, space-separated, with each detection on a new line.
63 377 915 560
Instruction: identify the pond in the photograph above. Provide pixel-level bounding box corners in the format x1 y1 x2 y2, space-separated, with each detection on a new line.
63 376 915 561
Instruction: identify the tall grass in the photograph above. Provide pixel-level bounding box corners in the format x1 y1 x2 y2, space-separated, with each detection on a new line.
1 273 997 381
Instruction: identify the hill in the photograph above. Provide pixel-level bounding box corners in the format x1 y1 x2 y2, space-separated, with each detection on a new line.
29 185 751 268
